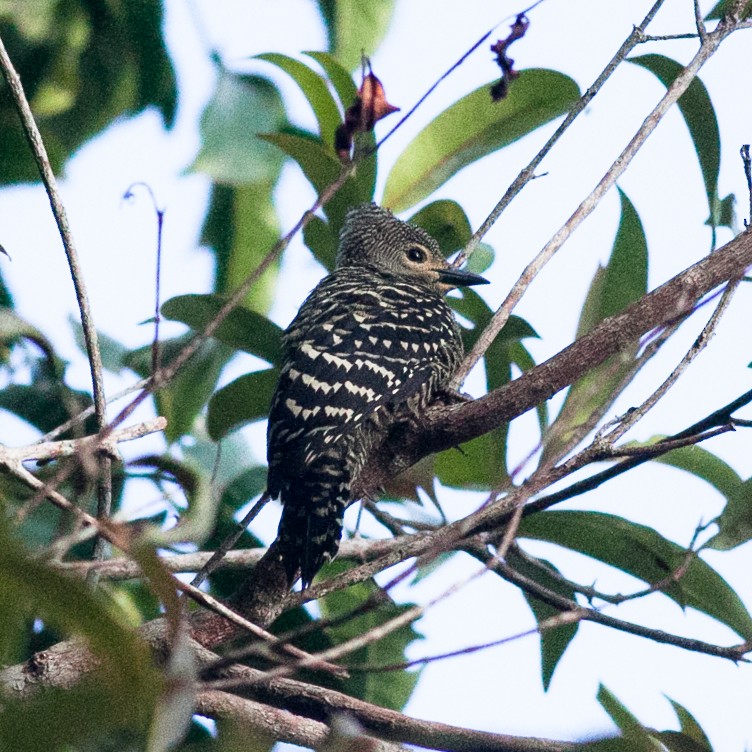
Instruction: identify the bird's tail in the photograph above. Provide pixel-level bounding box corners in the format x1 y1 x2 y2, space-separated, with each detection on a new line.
276 484 347 589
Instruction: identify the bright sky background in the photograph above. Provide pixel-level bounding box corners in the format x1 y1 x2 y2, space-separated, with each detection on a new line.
2 1 752 749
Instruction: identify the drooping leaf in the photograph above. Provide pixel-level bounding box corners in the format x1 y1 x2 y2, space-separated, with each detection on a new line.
437 289 539 488
303 213 339 272
124 334 233 443
200 183 282 314
519 510 752 640
256 53 342 147
69 315 128 374
654 443 743 502
542 188 648 462
382 69 580 212
706 478 752 551
409 200 472 256
0 307 56 362
162 293 284 367
317 0 396 72
629 55 722 241
319 560 422 710
508 548 579 690
261 130 376 231
0 1 176 183
305 51 358 109
191 72 286 184
207 368 279 440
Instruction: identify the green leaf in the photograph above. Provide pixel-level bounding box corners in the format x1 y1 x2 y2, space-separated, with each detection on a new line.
319 560 422 710
303 213 339 272
0 378 94 437
0 1 176 184
191 72 286 184
437 291 539 488
409 200 472 255
597 685 649 738
542 188 648 462
262 130 377 232
124 335 232 443
0 519 157 692
69 315 128 374
200 183 282 314
162 294 284 367
317 0 396 72
382 69 580 212
256 53 342 147
705 191 736 230
666 696 712 749
705 0 752 20
207 368 279 440
508 549 579 690
519 510 752 640
305 51 358 109
629 55 721 240
706 478 752 551
653 443 743 502
0 307 56 363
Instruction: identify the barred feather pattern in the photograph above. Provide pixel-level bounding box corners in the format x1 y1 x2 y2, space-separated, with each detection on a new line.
267 264 464 588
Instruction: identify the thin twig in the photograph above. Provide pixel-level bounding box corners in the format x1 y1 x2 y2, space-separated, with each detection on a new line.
450 0 668 276
191 492 270 588
466 542 750 662
602 279 742 444
0 30 112 561
452 11 740 387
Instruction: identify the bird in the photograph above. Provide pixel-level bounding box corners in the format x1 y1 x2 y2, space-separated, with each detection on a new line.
266 203 489 588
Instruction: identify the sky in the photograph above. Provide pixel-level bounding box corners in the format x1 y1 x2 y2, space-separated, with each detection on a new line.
2 0 752 749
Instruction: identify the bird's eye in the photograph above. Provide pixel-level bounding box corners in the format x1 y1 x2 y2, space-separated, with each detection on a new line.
407 246 427 263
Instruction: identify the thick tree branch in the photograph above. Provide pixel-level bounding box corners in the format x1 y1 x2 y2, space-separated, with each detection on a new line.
356 228 752 497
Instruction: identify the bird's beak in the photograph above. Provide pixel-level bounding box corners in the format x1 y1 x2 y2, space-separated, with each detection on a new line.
437 267 490 288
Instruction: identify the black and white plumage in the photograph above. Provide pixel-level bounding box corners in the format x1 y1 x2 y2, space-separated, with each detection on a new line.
266 203 489 588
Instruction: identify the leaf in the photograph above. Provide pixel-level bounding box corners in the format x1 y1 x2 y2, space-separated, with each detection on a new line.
256 53 342 147
705 0 752 19
409 200 472 255
303 213 339 272
124 334 232 443
706 478 752 551
162 293 284 367
542 188 648 463
382 69 580 212
305 51 358 109
519 510 752 640
207 368 279 440
0 518 157 692
666 696 712 749
0 307 54 359
653 443 743 502
319 560 422 711
69 315 128 374
597 685 649 738
0 1 176 184
191 72 286 184
507 549 579 690
629 55 721 240
317 0 397 72
261 131 376 230
200 183 282 314
437 291 539 488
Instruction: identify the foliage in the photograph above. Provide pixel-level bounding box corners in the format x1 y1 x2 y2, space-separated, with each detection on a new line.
0 2 750 751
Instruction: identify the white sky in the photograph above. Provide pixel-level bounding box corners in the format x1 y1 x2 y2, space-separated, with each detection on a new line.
1 0 751 748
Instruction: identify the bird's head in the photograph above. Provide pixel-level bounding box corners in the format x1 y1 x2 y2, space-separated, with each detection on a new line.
336 203 489 293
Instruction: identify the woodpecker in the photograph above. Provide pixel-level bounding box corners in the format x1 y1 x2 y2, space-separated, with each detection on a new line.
266 203 489 588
